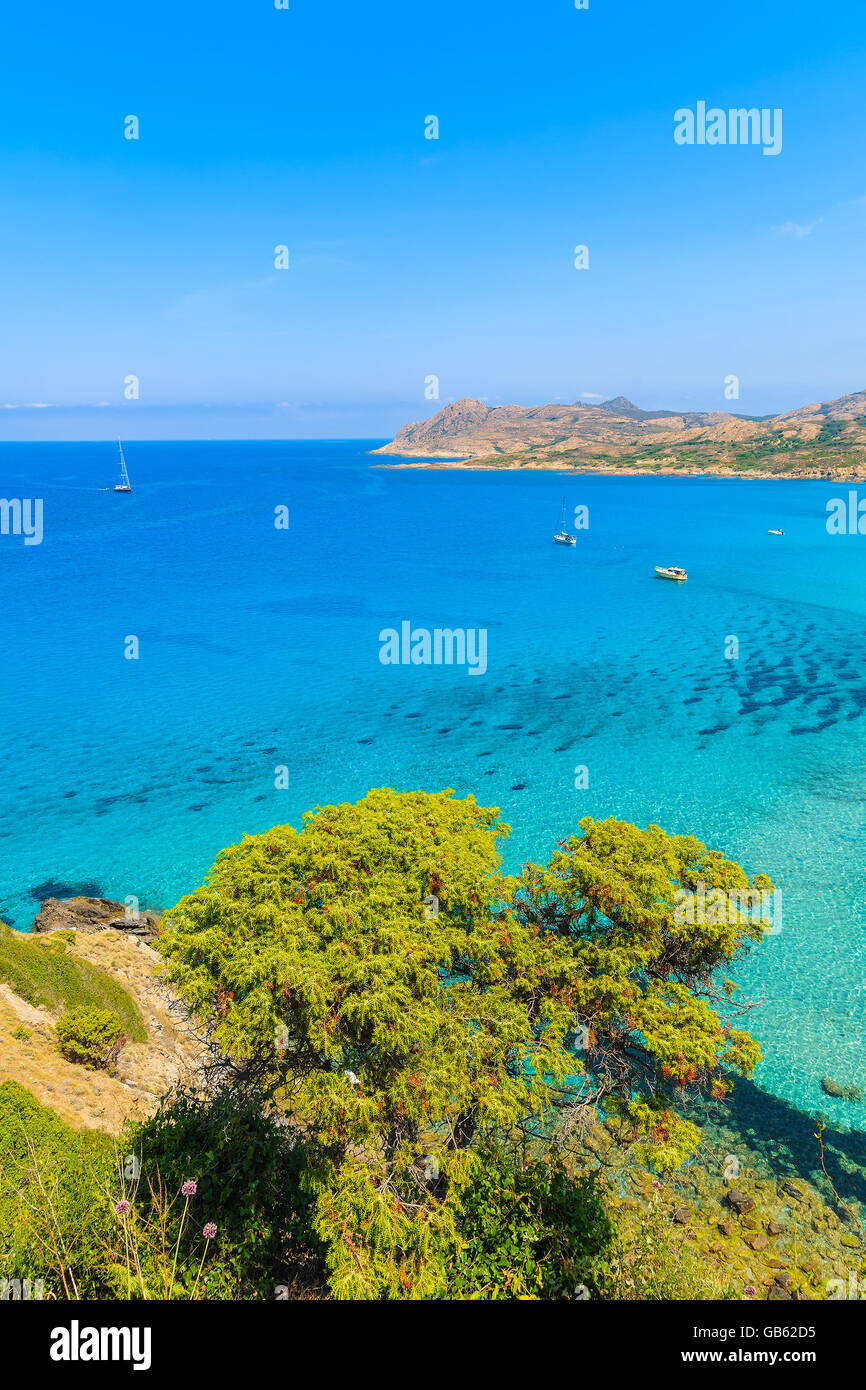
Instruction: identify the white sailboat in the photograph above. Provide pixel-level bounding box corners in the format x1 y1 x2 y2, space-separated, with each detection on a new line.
553 496 575 546
114 439 131 493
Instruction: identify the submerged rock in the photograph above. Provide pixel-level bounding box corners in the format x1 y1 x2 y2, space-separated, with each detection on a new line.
821 1076 864 1103
744 1231 770 1252
727 1188 756 1215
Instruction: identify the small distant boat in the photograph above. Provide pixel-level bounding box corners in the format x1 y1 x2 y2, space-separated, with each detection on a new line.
553 496 575 546
655 565 687 582
768 528 784 536
114 439 132 493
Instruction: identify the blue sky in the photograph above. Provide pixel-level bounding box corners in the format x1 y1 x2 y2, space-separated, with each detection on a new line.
2 0 865 439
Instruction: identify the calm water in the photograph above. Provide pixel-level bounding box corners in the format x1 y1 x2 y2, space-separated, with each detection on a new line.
1 440 865 1131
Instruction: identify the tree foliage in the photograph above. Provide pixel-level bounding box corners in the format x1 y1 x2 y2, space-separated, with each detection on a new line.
158 788 770 1298
55 1005 125 1071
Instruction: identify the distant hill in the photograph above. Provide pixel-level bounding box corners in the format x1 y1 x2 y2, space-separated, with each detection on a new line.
372 390 866 477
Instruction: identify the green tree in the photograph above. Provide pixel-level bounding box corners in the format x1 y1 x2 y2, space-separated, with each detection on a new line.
158 789 770 1298
506 817 768 1168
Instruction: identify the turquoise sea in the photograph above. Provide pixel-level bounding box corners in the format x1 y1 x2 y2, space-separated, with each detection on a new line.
1 440 865 1139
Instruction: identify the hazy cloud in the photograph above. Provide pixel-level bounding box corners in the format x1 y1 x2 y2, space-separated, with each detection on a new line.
772 218 823 237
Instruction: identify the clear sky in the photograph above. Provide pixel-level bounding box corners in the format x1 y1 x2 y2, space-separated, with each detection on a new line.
2 0 866 439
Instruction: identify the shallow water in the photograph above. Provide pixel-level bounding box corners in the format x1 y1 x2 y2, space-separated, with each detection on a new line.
1 440 864 1135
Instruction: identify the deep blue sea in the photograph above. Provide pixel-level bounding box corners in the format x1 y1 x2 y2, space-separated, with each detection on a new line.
1 440 865 1133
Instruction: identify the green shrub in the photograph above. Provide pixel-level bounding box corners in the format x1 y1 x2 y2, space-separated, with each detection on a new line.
51 930 77 945
448 1145 614 1299
127 1091 325 1299
0 923 145 1041
55 1005 125 1070
11 1024 31 1042
0 1081 326 1302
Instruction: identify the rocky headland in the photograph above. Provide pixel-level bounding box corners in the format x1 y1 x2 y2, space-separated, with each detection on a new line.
372 390 866 479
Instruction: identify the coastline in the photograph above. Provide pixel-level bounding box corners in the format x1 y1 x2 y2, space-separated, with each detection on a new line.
371 454 864 481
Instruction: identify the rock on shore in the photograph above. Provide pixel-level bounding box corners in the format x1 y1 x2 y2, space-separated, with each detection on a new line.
32 896 161 944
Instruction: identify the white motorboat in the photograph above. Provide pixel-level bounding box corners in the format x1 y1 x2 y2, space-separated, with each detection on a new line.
654 565 687 581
